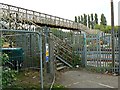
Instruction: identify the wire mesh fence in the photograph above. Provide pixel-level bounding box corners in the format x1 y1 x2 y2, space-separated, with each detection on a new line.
0 29 44 89
1 30 40 69
0 29 57 90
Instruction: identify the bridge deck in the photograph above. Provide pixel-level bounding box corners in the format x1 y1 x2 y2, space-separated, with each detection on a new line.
0 3 89 31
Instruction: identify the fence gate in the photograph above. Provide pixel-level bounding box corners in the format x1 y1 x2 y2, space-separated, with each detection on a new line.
85 32 119 74
85 34 101 68
1 30 41 69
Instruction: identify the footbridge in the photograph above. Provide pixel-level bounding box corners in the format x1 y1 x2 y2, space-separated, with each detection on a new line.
0 3 89 31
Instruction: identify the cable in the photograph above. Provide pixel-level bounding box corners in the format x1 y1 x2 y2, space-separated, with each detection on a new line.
49 66 56 90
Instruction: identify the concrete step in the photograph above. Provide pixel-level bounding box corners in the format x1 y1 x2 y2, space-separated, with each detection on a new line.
56 66 66 71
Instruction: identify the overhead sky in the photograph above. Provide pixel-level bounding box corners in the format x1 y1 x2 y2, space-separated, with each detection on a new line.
1 0 119 25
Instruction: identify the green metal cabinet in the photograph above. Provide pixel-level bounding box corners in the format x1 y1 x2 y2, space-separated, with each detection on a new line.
1 48 24 69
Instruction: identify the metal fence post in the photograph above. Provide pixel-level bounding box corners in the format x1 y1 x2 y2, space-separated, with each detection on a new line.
38 33 43 90
98 33 101 67
82 33 87 67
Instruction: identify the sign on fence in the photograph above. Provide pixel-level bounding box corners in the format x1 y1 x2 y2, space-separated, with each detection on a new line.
46 43 49 62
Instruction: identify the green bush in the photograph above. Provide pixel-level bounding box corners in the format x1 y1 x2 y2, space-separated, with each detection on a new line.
72 53 82 67
1 53 17 88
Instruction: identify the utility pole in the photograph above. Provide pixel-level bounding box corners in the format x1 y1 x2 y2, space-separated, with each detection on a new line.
0 31 2 90
118 1 120 76
111 0 115 73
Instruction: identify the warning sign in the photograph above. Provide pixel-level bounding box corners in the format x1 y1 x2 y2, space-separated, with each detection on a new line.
46 56 49 62
46 50 49 56
46 43 49 62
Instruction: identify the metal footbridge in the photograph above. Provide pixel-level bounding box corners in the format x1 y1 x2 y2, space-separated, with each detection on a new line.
0 3 89 31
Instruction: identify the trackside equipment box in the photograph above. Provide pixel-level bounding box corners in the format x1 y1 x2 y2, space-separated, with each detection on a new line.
1 48 24 69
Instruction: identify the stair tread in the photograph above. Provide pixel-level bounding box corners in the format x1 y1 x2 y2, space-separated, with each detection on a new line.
57 66 66 71
56 63 63 66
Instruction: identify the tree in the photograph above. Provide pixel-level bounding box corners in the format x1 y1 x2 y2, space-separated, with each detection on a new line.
104 25 111 33
88 15 91 28
100 13 107 26
104 16 107 26
75 16 77 22
83 14 87 26
94 24 101 29
81 15 84 24
91 13 94 29
78 16 81 23
94 13 98 24
94 24 112 33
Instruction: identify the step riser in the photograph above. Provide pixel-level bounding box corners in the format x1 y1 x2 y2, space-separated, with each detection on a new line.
56 63 63 66
56 66 67 71
56 60 67 71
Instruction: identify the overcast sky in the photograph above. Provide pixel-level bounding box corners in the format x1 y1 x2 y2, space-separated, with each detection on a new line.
1 0 119 25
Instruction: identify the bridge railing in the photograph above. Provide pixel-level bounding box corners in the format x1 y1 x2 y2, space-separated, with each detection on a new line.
0 3 89 31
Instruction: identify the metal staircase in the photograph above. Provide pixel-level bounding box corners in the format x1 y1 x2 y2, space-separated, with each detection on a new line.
51 34 73 71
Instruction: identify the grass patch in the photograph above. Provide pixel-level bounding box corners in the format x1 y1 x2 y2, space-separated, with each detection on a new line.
3 69 41 89
85 66 107 73
4 69 66 89
51 84 65 90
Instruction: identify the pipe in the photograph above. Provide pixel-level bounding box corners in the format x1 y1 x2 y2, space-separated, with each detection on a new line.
50 73 55 90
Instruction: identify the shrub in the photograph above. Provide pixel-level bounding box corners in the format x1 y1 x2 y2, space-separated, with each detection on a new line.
1 53 17 88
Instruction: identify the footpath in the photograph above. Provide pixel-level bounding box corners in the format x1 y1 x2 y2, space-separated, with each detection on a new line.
56 70 118 88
